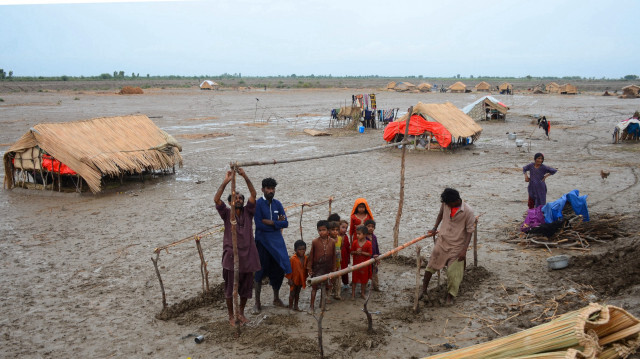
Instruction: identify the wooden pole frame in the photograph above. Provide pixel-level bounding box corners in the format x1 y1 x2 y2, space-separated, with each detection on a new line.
308 234 427 286
392 107 413 255
229 164 240 325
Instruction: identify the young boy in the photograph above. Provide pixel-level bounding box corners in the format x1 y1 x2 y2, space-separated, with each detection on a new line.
306 220 336 313
285 240 308 311
327 221 343 300
339 219 350 289
364 219 381 291
350 225 372 299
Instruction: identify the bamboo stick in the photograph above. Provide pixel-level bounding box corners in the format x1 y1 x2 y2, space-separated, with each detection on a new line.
414 246 422 313
364 287 373 332
299 203 305 242
150 252 167 309
392 107 412 255
308 234 427 286
235 141 408 168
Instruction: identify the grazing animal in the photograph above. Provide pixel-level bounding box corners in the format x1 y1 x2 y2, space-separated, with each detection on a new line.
600 170 610 181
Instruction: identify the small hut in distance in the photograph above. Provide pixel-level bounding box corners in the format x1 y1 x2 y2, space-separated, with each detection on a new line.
498 82 513 94
199 80 219 90
475 81 491 92
462 96 509 121
417 83 433 92
449 81 467 93
393 82 417 92
559 83 577 95
621 85 640 98
546 82 560 94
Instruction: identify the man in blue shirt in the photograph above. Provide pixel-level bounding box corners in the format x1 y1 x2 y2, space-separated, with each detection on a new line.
252 177 292 314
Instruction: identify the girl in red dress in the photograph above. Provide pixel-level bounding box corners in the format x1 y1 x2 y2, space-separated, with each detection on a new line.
350 225 372 299
349 198 373 241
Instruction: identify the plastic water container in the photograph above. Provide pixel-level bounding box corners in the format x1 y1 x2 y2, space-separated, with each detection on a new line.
508 132 517 140
547 255 569 270
358 125 365 133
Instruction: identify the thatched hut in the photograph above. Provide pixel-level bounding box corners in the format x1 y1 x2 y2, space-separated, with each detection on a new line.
386 81 397 90
559 83 577 95
448 81 467 93
3 115 183 193
394 82 417 92
199 80 219 90
475 81 491 92
417 83 432 92
546 82 560 94
498 82 513 94
383 102 482 150
533 86 545 94
621 85 640 98
462 95 509 121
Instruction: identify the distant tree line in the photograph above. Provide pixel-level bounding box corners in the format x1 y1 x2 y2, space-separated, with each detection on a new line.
0 69 637 83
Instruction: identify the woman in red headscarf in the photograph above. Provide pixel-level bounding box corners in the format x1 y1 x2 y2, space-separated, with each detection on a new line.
349 198 374 240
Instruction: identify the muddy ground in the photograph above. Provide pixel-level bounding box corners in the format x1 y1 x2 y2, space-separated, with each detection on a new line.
1 83 639 358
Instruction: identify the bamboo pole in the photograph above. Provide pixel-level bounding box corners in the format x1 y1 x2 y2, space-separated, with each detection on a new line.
392 107 412 256
363 287 373 332
150 252 167 309
195 238 210 293
413 246 422 313
235 141 408 168
229 165 240 325
308 234 427 286
299 203 305 242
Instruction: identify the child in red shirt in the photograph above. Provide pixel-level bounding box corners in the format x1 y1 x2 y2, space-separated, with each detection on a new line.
350 225 372 299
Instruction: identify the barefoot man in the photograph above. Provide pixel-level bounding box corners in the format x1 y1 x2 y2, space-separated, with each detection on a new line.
214 167 261 326
252 177 291 313
421 188 475 305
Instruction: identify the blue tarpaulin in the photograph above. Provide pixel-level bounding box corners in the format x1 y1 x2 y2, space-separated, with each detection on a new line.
541 190 590 223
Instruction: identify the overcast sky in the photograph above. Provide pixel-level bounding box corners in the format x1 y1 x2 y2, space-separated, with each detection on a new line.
1 0 638 78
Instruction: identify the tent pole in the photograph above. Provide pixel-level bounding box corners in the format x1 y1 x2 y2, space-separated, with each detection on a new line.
392 106 412 254
229 163 240 328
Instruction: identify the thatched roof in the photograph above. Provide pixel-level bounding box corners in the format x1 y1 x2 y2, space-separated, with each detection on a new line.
498 82 513 91
396 102 482 139
622 85 640 96
386 81 397 90
559 83 577 94
417 83 432 92
475 81 491 91
462 96 509 115
449 82 467 92
3 115 183 193
394 82 417 92
546 82 560 93
199 80 219 89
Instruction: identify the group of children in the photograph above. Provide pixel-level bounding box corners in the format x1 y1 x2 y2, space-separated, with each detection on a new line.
285 198 381 313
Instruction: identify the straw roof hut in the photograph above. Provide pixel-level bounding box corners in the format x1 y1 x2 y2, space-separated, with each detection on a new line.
3 115 183 194
498 82 513 91
546 82 560 93
621 85 640 98
448 81 467 93
386 81 397 90
417 83 432 92
394 82 417 92
386 102 482 149
533 85 545 94
559 83 577 95
462 96 509 121
199 80 219 90
475 81 491 92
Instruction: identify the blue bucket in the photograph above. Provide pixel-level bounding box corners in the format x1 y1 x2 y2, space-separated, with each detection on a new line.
358 125 365 133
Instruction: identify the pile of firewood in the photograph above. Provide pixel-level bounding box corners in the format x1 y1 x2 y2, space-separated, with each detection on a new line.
504 213 630 252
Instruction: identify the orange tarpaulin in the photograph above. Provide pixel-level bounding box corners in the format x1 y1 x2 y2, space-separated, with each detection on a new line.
41 155 77 175
383 114 452 148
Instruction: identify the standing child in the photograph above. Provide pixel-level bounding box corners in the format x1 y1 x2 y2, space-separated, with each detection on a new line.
306 220 336 313
365 219 381 291
327 221 343 300
350 225 372 299
339 219 350 289
285 240 308 311
349 198 373 242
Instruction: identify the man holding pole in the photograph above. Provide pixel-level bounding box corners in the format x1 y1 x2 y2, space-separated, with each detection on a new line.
214 167 261 326
421 188 475 305
252 177 291 314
